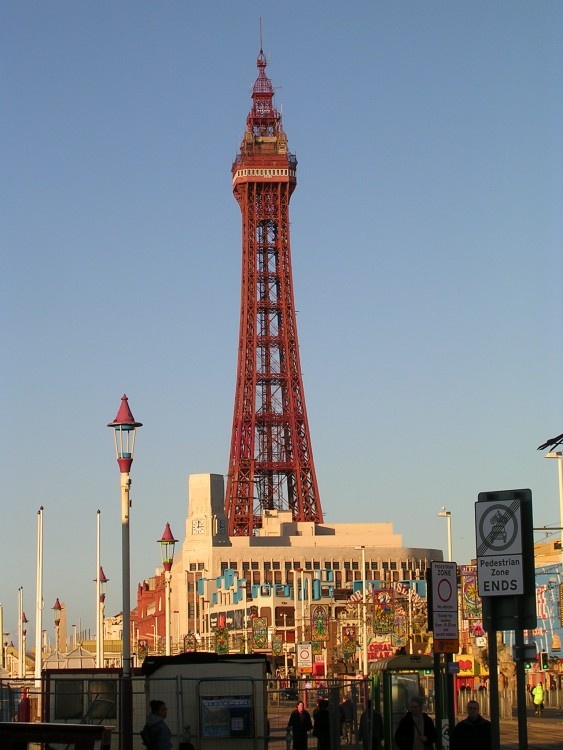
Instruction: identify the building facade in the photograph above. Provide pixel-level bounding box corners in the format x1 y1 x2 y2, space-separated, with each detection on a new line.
132 473 442 673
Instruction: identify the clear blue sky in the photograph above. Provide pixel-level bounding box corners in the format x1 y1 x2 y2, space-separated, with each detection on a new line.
2 2 562 640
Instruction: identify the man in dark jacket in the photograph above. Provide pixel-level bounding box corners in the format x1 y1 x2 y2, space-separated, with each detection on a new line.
394 696 437 750
450 700 491 750
287 700 313 750
340 694 354 743
312 698 331 750
358 700 384 750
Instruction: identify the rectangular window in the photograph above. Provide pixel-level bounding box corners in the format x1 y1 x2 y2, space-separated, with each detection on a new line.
273 561 280 570
54 680 83 720
88 679 117 720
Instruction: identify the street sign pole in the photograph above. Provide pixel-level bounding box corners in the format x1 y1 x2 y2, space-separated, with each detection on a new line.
476 489 536 750
429 561 458 749
486 622 500 750
433 651 443 750
514 621 528 750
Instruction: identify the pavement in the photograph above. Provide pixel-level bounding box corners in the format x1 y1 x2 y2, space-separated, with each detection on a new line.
499 713 563 749
268 704 563 749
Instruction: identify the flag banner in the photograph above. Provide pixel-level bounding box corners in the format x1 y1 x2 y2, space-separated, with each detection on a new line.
460 565 482 620
342 625 356 658
252 617 268 649
215 627 229 654
311 604 328 641
373 588 394 635
272 634 284 656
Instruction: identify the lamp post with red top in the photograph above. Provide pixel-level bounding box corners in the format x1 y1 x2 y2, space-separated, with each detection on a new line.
52 598 62 652
21 611 28 677
108 394 142 750
95 566 109 667
158 523 177 656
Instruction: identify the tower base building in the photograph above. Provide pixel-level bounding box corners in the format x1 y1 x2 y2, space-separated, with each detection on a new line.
164 474 441 673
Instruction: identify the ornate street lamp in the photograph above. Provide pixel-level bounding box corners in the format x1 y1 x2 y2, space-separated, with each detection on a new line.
94 566 109 667
52 598 62 652
21 612 28 677
108 394 142 750
158 523 177 656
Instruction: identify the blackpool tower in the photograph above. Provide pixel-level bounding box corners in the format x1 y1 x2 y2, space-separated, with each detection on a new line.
225 49 323 536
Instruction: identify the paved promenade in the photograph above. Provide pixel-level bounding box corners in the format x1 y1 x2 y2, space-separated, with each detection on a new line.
499 713 563 749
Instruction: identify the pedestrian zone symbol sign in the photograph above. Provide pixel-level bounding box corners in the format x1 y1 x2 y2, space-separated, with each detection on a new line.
297 642 312 673
475 499 523 596
431 562 459 644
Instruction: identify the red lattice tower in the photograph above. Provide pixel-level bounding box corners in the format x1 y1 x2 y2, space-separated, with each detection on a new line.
225 49 323 536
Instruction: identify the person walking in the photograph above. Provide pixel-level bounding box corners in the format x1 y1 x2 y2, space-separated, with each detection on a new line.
287 700 313 750
312 698 331 750
142 700 172 750
450 700 491 750
531 681 545 717
339 694 354 743
394 696 437 750
358 700 384 750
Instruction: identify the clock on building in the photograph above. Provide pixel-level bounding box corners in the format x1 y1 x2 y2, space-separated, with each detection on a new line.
192 519 205 535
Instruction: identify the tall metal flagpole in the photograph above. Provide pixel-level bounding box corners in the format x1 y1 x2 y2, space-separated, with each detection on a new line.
18 587 23 678
96 510 101 668
35 507 44 686
0 604 3 670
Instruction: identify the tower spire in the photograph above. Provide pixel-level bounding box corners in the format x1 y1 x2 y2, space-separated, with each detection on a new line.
225 50 323 536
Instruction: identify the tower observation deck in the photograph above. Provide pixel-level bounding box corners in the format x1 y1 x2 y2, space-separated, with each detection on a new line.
225 49 323 536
